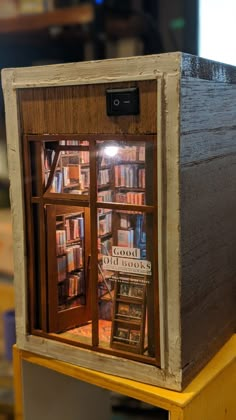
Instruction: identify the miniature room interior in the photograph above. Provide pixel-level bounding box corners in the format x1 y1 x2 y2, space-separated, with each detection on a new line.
26 136 157 361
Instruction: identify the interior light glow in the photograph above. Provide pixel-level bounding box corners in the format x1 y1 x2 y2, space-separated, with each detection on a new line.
104 145 119 157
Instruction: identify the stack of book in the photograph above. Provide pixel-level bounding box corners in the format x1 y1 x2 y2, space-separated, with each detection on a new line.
63 164 81 186
51 172 63 193
56 229 66 255
114 165 145 189
66 245 83 272
98 213 112 236
98 168 110 186
117 229 134 248
65 217 84 241
117 145 145 162
97 190 113 202
68 272 85 297
115 191 145 205
57 255 67 282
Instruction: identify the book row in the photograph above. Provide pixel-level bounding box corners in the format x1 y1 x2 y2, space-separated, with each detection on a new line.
115 191 145 205
61 149 89 164
98 213 112 236
97 190 113 202
98 168 110 186
114 165 145 189
97 214 146 257
56 230 66 255
57 245 84 282
58 274 85 308
97 189 145 205
118 282 144 299
68 272 85 297
114 326 141 346
116 145 145 162
56 216 84 253
117 302 142 320
65 217 84 241
67 246 84 273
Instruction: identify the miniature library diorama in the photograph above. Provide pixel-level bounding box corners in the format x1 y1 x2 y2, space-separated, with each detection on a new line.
2 53 236 391
40 136 156 358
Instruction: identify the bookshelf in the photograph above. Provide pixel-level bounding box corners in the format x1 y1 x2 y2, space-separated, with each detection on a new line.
97 143 148 205
56 212 85 310
46 204 91 333
0 4 94 34
110 277 146 354
44 141 90 196
96 139 155 356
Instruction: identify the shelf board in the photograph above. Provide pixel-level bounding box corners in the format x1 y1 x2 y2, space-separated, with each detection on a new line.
114 187 145 192
66 293 84 303
0 4 94 34
98 184 112 191
116 296 143 303
99 232 112 241
66 238 82 245
114 318 141 326
117 161 145 165
63 183 80 188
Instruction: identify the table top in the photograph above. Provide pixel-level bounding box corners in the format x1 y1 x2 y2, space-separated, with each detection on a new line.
0 281 14 388
18 334 236 410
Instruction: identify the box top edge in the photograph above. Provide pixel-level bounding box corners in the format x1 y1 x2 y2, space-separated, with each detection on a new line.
2 52 182 73
181 53 236 84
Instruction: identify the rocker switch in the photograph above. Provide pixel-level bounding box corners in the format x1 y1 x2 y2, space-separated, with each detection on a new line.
106 88 139 116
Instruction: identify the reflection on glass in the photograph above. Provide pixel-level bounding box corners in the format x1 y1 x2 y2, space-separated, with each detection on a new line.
44 141 90 195
56 212 86 311
97 208 153 356
97 141 153 205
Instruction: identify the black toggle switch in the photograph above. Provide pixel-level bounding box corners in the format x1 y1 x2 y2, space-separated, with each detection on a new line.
106 87 139 116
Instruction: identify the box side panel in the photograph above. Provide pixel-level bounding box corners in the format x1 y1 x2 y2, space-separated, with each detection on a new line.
18 81 157 134
180 76 236 386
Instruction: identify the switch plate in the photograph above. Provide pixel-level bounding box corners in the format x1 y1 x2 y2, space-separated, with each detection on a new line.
106 87 139 116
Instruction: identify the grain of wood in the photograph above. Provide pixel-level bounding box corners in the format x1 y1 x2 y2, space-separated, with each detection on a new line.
18 81 157 135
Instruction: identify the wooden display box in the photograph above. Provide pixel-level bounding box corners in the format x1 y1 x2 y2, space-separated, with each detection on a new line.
2 53 236 391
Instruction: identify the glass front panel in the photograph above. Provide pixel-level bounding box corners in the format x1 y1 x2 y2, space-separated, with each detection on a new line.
97 141 154 206
56 211 86 311
44 141 90 195
30 137 157 360
97 208 154 356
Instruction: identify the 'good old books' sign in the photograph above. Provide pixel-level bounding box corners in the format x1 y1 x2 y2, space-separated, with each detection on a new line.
102 247 152 275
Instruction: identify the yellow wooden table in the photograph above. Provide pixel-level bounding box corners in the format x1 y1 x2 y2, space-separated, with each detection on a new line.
0 281 14 420
13 335 236 420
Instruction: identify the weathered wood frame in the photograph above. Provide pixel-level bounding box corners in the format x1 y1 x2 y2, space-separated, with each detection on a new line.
2 54 181 390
